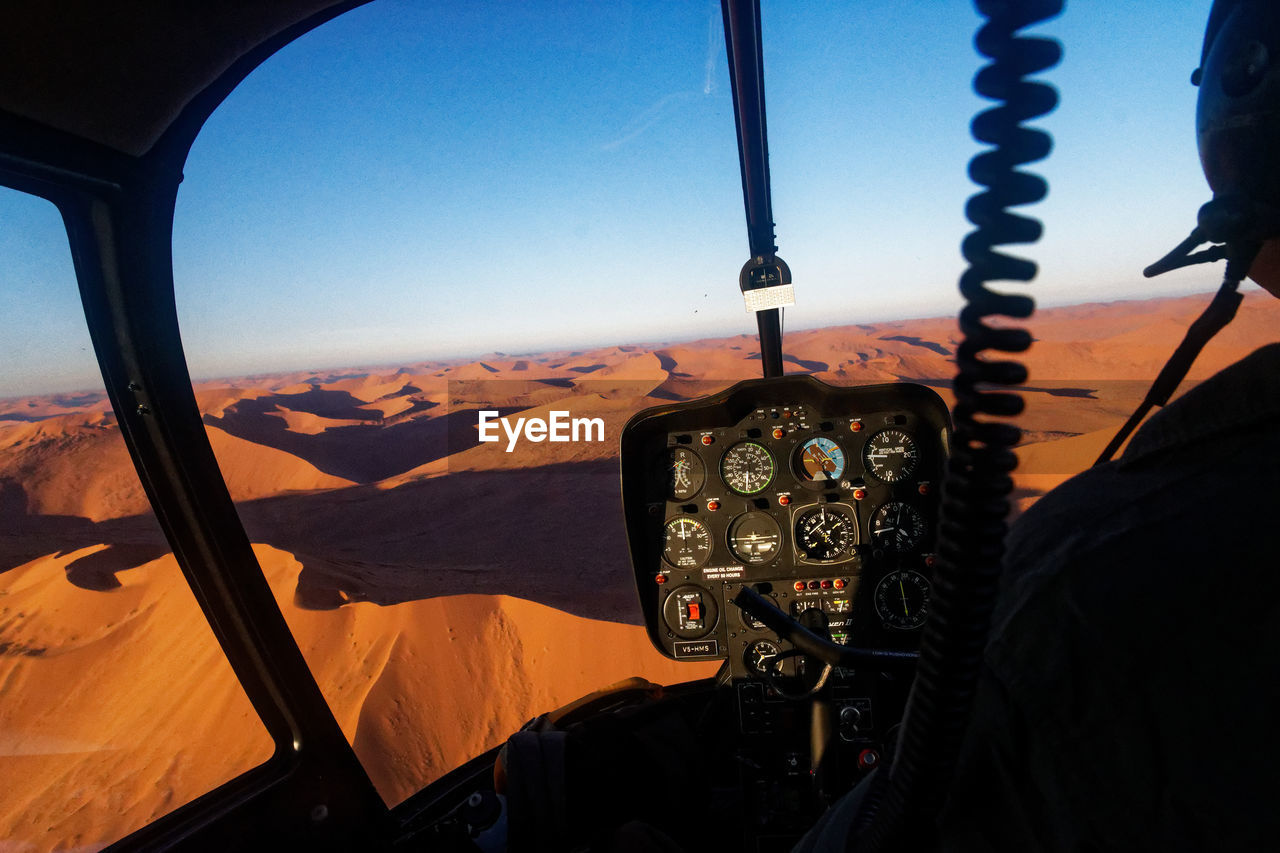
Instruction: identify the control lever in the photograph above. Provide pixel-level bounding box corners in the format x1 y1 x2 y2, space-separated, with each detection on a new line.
732 586 918 670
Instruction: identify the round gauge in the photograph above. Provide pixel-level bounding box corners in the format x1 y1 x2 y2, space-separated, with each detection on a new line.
863 429 920 483
720 441 775 495
662 517 712 569
794 505 857 562
796 436 846 482
666 446 705 500
870 501 926 552
744 639 782 675
727 511 783 565
874 570 930 630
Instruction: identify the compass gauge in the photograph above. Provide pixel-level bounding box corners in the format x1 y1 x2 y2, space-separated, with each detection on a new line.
662 517 712 569
796 436 846 482
720 441 775 495
870 501 926 552
863 429 919 483
666 446 705 500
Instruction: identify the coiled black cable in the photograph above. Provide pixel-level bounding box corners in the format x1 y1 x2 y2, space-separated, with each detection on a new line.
849 2 1061 850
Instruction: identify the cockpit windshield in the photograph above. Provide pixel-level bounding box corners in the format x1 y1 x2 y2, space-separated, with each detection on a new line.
5 1 1278 849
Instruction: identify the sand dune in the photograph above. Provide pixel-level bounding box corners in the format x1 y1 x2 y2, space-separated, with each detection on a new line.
0 544 715 850
3 292 1280 849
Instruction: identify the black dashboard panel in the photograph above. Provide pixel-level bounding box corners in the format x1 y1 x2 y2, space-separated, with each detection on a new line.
620 376 951 671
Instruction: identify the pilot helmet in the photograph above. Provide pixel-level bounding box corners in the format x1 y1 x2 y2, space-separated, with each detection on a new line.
1195 0 1280 238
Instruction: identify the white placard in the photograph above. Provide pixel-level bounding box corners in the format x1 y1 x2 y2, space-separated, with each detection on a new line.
743 283 796 312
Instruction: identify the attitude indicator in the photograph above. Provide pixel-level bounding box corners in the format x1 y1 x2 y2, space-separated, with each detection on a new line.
797 436 846 482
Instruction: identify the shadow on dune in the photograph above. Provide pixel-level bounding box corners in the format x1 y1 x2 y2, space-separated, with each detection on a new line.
236 460 645 624
207 402 522 483
2 460 640 624
0 479 168 578
64 543 171 590
880 335 953 357
902 377 1099 399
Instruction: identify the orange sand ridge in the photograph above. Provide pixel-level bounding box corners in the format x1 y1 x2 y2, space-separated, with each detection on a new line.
2 292 1278 849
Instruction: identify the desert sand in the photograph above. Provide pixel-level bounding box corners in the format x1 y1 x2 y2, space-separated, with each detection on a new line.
2 290 1278 850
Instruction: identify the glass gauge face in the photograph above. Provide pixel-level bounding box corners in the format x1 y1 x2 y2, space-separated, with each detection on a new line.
870 501 926 552
727 511 782 565
720 441 775 495
667 446 705 500
797 436 846 482
863 429 919 483
744 639 781 675
794 505 857 562
874 570 930 630
662 517 712 569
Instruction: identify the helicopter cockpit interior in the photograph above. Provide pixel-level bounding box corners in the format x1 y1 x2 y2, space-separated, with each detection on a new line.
7 0 1271 851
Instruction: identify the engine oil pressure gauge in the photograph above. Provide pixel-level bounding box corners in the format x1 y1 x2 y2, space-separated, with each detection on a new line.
662 517 711 569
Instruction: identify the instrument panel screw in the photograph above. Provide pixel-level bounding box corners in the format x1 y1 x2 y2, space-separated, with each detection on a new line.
135 404 150 416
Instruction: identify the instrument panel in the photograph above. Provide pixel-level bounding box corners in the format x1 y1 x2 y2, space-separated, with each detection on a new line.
620 376 951 671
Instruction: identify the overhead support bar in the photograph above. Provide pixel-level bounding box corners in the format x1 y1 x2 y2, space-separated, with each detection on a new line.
721 0 785 379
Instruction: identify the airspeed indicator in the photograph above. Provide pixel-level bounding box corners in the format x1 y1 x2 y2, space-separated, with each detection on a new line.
720 441 774 495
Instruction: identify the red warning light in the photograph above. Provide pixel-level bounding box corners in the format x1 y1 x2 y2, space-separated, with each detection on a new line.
833 578 846 590
853 488 866 501
918 483 931 496
850 422 863 432
701 435 714 446
778 495 791 506
707 500 720 512
793 581 806 592
772 427 785 439
655 574 668 584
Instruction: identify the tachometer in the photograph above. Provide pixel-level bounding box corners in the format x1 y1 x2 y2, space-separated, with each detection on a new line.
796 436 846 482
720 441 774 495
870 501 926 552
863 428 919 483
794 505 857 562
874 570 930 630
666 446 705 500
727 511 782 565
662 517 711 569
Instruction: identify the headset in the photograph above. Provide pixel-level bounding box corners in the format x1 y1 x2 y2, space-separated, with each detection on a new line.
1096 0 1280 464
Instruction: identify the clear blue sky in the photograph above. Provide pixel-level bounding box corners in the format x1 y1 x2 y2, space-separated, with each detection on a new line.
1 0 1229 396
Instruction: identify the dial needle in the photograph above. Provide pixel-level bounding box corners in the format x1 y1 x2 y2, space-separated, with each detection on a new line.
899 578 909 616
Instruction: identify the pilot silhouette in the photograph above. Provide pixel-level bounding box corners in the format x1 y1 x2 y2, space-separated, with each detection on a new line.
936 1 1280 849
